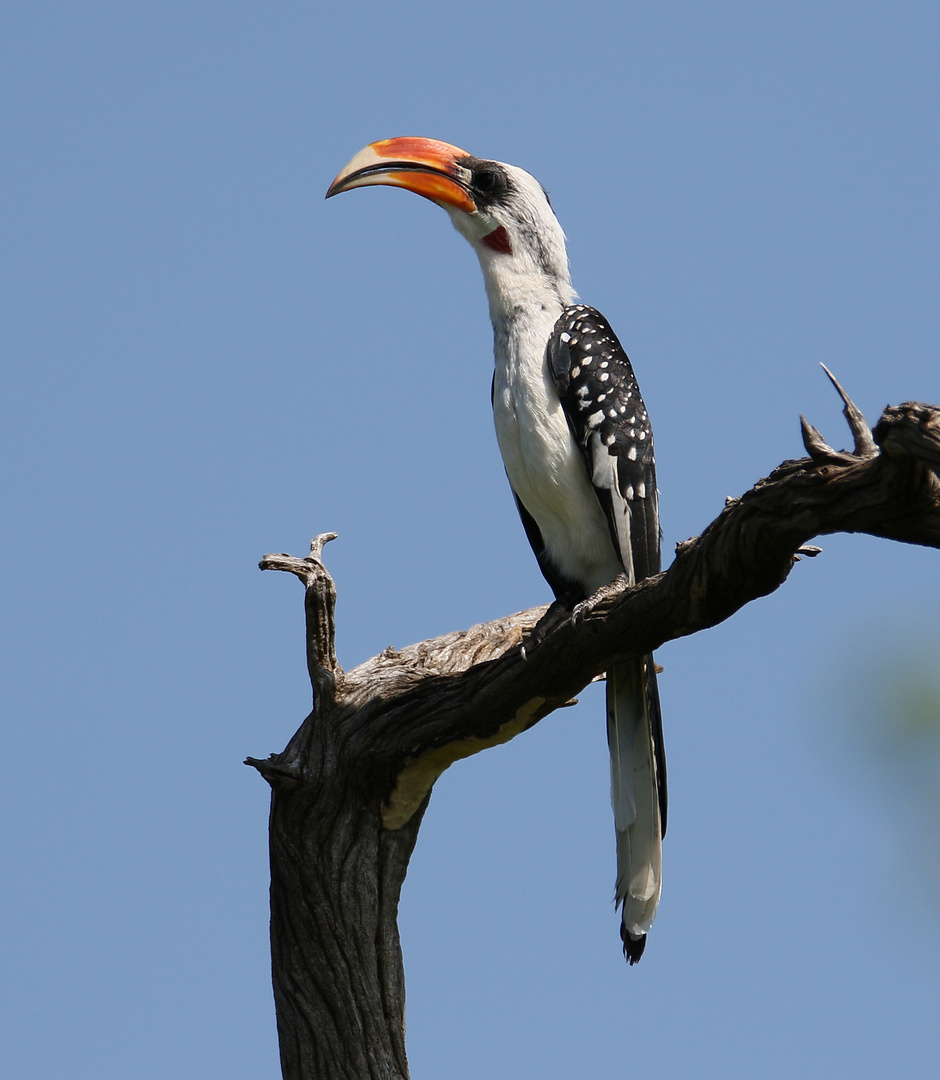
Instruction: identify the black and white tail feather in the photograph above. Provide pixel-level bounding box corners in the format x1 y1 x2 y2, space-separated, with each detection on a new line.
607 657 665 962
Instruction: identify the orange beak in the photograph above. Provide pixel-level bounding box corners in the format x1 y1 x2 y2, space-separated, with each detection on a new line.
326 136 478 214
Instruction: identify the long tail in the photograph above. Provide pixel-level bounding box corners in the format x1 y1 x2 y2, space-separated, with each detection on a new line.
607 654 667 964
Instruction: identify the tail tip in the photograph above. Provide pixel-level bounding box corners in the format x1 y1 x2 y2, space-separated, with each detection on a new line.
621 925 647 965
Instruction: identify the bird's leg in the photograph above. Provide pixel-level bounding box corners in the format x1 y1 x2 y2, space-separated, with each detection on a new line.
520 599 572 659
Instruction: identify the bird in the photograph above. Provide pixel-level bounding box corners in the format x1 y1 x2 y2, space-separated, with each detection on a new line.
327 137 666 963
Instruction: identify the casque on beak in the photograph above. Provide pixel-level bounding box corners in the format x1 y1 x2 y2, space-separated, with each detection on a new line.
326 136 478 214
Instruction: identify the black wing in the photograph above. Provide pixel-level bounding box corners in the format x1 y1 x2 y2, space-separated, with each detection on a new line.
546 304 660 583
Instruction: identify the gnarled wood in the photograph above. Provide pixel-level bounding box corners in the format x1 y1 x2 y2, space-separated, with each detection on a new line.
249 395 940 1080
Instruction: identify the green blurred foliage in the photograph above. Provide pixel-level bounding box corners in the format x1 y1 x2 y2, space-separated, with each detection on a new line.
825 624 940 907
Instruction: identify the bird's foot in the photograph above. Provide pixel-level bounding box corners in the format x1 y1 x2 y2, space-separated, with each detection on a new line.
571 573 631 625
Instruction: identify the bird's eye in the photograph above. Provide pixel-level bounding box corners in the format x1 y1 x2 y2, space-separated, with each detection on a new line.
474 170 497 192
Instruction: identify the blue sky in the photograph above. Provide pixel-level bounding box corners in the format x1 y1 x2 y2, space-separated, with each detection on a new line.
2 2 939 1077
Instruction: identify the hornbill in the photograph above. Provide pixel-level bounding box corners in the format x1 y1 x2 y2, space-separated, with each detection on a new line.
327 137 666 963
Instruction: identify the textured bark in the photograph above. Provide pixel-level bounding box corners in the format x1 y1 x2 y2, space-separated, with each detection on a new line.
248 395 940 1080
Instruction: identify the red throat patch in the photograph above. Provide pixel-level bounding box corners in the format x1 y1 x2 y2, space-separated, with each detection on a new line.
481 225 512 255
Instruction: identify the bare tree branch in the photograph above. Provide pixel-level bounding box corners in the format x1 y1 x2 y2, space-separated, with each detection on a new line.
250 394 940 1080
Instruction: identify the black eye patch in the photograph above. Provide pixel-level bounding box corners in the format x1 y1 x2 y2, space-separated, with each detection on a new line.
475 167 495 187
458 156 513 208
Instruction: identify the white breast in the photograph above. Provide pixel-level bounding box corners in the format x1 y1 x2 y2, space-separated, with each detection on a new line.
492 308 623 596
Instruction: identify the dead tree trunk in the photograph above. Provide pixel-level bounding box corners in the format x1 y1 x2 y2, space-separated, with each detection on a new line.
247 390 940 1080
